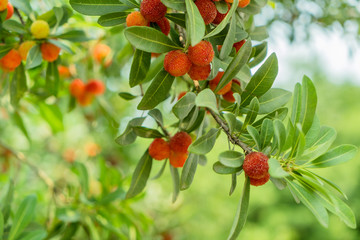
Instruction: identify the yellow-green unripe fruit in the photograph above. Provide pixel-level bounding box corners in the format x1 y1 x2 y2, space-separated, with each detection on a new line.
30 20 50 39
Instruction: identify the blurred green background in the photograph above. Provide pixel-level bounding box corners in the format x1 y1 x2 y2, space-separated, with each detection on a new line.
1 0 360 239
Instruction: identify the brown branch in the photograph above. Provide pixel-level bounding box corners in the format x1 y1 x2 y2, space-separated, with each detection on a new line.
208 109 252 154
0 141 55 190
14 8 25 25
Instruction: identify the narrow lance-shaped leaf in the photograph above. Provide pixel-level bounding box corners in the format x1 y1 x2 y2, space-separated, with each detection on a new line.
46 61 60 96
124 27 182 53
138 69 175 110
219 15 236 60
26 45 43 69
69 0 130 16
132 126 164 138
241 53 278 106
129 49 151 87
180 154 199 190
268 158 289 178
227 176 250 240
259 119 274 150
185 0 205 46
170 165 180 203
98 12 128 27
126 151 153 199
115 117 145 145
242 97 259 131
273 119 286 154
247 125 261 150
257 88 292 114
10 63 27 108
299 76 317 134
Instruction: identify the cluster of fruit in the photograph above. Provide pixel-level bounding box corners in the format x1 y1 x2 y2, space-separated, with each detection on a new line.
149 132 193 168
69 79 105 106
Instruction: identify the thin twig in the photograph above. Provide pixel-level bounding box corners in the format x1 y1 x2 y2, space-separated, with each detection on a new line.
14 8 25 25
208 109 252 154
139 84 144 96
158 122 171 138
0 141 55 190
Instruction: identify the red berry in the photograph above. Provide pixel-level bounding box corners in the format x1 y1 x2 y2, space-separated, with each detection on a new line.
85 79 105 95
243 152 269 179
156 17 170 35
188 64 211 80
149 138 170 160
140 0 167 22
233 40 246 53
177 91 187 100
169 132 192 154
249 173 270 186
194 0 217 25
212 2 230 24
169 150 188 168
126 11 149 27
187 40 214 66
69 79 85 98
5 3 13 20
223 90 235 103
209 71 232 95
164 50 192 77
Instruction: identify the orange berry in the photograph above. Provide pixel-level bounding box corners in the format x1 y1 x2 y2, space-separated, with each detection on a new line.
85 142 101 157
209 71 232 95
149 138 170 160
0 0 8 11
40 42 60 62
155 17 170 35
164 50 192 77
69 79 85 98
126 11 149 27
187 40 214 66
151 52 161 58
169 150 188 168
213 2 230 24
223 90 235 103
18 41 36 60
93 43 111 63
63 149 76 163
243 152 269 179
77 92 94 106
140 0 167 22
177 91 187 100
5 2 13 20
194 0 217 25
58 65 71 78
85 79 105 95
188 64 211 80
249 172 270 186
238 0 251 8
169 131 192 154
233 39 246 53
0 49 22 72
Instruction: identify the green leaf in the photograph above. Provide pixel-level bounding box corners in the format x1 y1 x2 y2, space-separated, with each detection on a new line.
258 88 292 114
98 12 128 26
219 16 236 60
182 108 206 133
11 0 32 15
56 30 90 42
227 176 250 240
46 61 60 96
307 145 357 168
287 180 329 227
148 109 164 126
20 229 47 240
219 151 244 168
8 195 37 240
185 0 205 46
74 162 89 195
241 53 278 106
188 128 220 155
151 160 167 180
2 20 27 34
0 211 3 240
170 165 180 203
130 49 151 87
268 158 289 178
126 151 153 199
259 119 274 150
118 92 138 100
119 0 139 8
124 27 182 53
214 41 252 94
247 125 261 150
48 39 74 54
242 97 259 130
172 92 196 120
11 111 31 143
138 69 175 110
195 88 218 113
229 173 237 196
204 0 239 38
215 1 228 13
69 0 130 16
162 0 186 11
10 63 27 108
223 112 237 134
305 115 321 148
299 76 317 134
180 154 199 190
38 103 64 133
26 45 42 69
1 180 14 223
249 26 269 41
166 13 186 28
115 117 145 145
132 126 164 138
248 42 267 68
0 45 12 59
273 119 286 153
213 161 241 174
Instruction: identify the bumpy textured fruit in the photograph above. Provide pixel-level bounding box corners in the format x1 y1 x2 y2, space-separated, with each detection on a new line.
18 41 36 60
213 2 230 24
249 173 270 186
41 42 60 62
93 43 111 63
177 91 187 100
149 138 170 160
0 49 22 72
187 41 214 66
0 0 8 11
156 17 170 35
169 131 192 154
195 0 217 25
126 11 149 27
5 2 13 20
223 90 235 102
164 50 192 77
209 71 232 95
69 79 85 98
85 80 105 95
169 150 188 168
243 152 269 179
58 65 71 78
233 39 246 52
188 64 211 80
30 20 50 39
140 0 167 22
